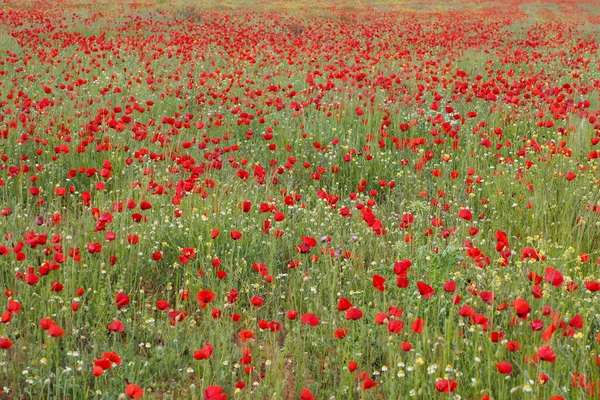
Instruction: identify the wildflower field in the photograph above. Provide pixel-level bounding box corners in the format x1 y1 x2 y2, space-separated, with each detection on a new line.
1 0 600 398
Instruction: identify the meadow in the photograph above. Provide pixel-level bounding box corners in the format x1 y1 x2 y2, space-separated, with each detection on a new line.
1 0 600 398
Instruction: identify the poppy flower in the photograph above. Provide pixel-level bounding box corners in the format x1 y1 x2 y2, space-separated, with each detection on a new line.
443 281 456 292
569 314 583 329
0 338 11 349
301 313 319 326
334 328 348 339
506 341 521 352
285 310 298 320
197 290 216 308
345 307 363 320
125 383 144 399
536 345 557 363
372 274 386 292
250 296 264 307
411 318 424 333
544 268 564 287
108 320 125 333
348 361 358 372
204 385 226 400
103 352 122 365
458 209 472 221
194 344 214 360
417 281 434 299
92 366 104 377
230 230 242 240
388 320 404 334
496 362 513 374
94 358 112 370
115 292 130 308
48 324 64 337
239 330 254 342
435 379 458 393
300 388 315 400
374 313 389 324
337 297 352 311
512 298 530 319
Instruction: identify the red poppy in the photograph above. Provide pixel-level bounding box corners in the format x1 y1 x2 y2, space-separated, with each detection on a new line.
496 362 513 374
536 345 557 363
569 314 583 329
230 230 242 240
443 281 456 292
115 292 130 308
301 313 319 326
345 307 363 320
544 268 564 287
197 290 216 308
194 344 214 360
512 298 530 319
458 209 472 221
300 388 315 400
0 338 11 349
334 328 348 339
48 324 64 337
435 379 458 393
239 330 254 342
204 385 226 400
108 320 125 333
417 281 434 299
411 318 424 333
337 297 352 311
388 320 404 334
506 341 521 352
125 383 144 399
372 274 386 292
250 296 264 307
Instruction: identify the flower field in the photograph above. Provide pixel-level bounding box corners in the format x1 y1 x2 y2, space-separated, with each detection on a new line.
1 0 600 398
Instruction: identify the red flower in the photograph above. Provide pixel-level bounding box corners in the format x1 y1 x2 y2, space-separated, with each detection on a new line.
48 324 64 337
458 209 472 221
443 281 456 292
506 341 521 352
250 296 264 307
108 320 125 333
417 281 434 299
435 379 458 393
197 290 216 308
334 328 348 339
337 297 352 311
301 313 319 326
156 300 169 310
0 337 12 349
544 268 564 287
372 274 386 292
345 307 363 320
388 320 404 334
536 345 557 363
496 361 513 374
230 231 242 240
194 344 214 360
300 388 315 400
125 383 144 399
512 298 530 319
204 385 226 400
239 330 254 342
411 318 424 333
115 292 130 309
